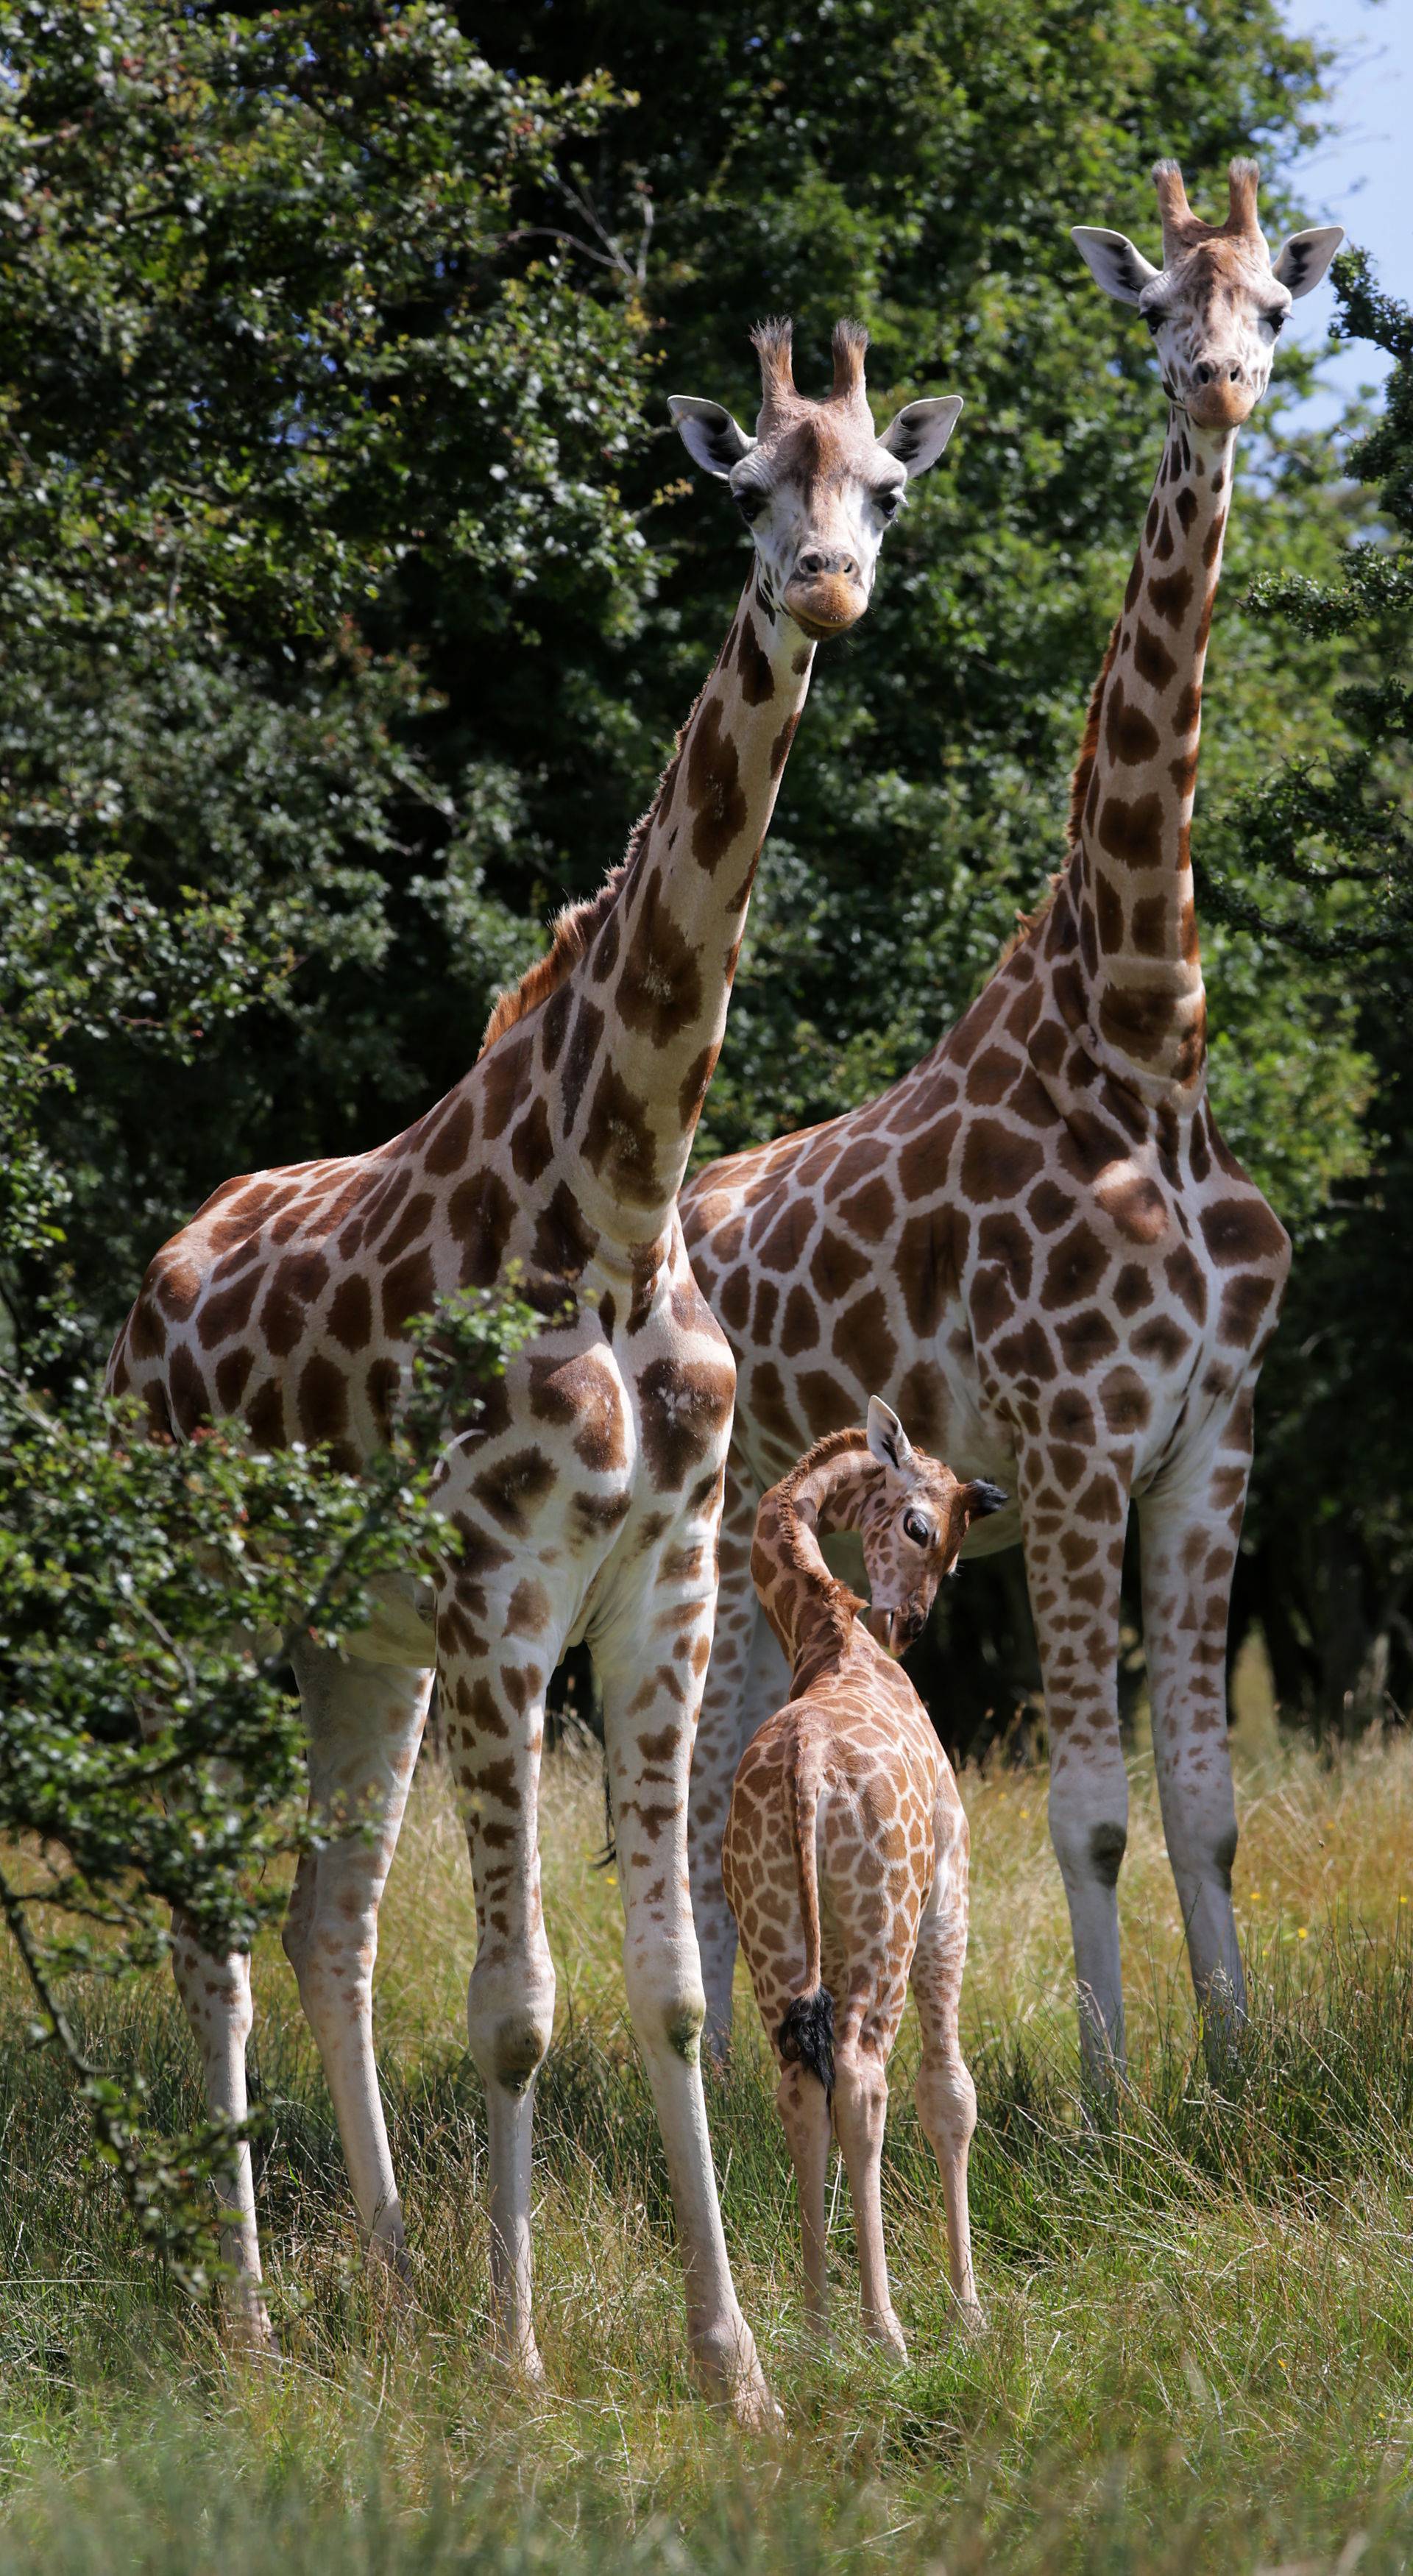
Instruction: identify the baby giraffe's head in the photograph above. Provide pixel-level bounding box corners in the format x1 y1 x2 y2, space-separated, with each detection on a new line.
670 319 961 639
857 1398 1007 1658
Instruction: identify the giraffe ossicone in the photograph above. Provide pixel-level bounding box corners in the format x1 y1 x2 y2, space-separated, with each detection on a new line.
684 159 1344 2086
105 314 961 2413
725 1402 1004 2356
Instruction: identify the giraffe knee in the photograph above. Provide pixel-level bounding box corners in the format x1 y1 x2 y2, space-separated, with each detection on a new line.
917 2053 976 2151
1170 1815 1239 1893
622 1944 706 2064
489 2011 552 2093
1088 1819 1128 1888
1049 1801 1128 1892
467 1947 555 2096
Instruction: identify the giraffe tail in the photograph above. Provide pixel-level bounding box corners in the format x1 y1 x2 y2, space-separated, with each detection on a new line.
777 1730 835 2099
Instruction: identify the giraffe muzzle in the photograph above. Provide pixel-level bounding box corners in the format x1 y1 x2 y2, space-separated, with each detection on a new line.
784 563 867 639
1183 364 1256 431
865 1603 922 1658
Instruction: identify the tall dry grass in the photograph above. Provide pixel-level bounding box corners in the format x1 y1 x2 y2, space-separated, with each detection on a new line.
0 1720 1412 2572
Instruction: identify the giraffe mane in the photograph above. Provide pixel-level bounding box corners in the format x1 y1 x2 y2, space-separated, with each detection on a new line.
478 857 630 1058
478 681 709 1059
985 618 1120 980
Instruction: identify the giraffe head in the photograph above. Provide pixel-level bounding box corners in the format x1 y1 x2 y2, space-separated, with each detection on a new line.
857 1398 1007 1658
669 319 960 639
1071 158 1343 432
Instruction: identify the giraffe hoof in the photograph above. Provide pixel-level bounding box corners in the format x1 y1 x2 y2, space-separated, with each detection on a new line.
366 2232 412 2291
493 2332 548 2391
729 2364 783 2432
693 2319 779 2428
226 2299 277 2360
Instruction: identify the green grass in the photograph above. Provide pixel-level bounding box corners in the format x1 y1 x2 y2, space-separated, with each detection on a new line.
2 1722 1413 2572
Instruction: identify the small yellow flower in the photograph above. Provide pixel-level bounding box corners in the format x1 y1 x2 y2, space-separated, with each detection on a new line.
1400 1895 1409 1907
1019 1806 1030 1819
1297 1927 1308 1941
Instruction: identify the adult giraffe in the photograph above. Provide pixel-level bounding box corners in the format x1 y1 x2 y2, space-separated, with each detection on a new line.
107 319 961 2413
683 163 1343 2077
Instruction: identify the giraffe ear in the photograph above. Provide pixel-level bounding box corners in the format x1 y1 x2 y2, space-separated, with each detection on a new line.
1269 226 1345 299
668 396 757 481
1071 226 1161 308
866 1396 916 1479
963 1479 1009 1521
877 394 963 478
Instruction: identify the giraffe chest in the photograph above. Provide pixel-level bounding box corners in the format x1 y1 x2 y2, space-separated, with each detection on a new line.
431 1234 738 1649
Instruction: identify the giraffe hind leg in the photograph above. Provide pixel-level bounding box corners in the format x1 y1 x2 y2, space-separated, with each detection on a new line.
910 1889 980 2321
832 2034 907 2360
776 2059 832 2330
1138 1406 1254 2068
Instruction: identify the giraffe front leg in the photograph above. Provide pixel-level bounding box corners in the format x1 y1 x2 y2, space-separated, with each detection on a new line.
283 1641 432 2276
599 1594 774 2427
687 1457 764 2055
442 1624 557 2385
1019 1443 1132 2082
138 1699 269 2346
168 1912 269 2346
1138 1395 1255 2066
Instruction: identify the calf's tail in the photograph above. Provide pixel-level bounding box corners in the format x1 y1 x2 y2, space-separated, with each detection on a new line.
776 1730 835 2098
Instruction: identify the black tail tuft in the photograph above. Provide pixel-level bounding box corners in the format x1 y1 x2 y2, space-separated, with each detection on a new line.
777 1987 835 2098
593 1760 617 1873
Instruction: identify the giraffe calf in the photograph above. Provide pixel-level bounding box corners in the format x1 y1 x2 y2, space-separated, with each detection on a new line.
723 1398 1005 2357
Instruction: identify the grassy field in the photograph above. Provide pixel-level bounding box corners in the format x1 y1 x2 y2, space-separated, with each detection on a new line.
2 1700 1413 2574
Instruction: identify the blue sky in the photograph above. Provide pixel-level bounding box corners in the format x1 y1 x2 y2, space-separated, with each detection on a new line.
1278 0 1409 428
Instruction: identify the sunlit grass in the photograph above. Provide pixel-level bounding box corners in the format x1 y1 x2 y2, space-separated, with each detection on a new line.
1 1724 1413 2571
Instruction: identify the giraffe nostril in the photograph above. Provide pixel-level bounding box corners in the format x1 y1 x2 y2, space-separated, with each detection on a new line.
1193 361 1216 386
796 548 830 578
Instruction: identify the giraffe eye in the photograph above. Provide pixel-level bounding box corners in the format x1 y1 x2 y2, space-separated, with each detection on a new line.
1144 310 1167 336
902 1510 932 1547
734 488 765 523
875 486 902 518
1264 310 1286 334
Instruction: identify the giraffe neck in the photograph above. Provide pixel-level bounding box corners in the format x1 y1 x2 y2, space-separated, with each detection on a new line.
545 569 815 1246
1072 408 1236 1097
753 1434 882 1678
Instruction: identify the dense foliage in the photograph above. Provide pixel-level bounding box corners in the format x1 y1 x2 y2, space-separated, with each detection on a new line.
0 0 651 1331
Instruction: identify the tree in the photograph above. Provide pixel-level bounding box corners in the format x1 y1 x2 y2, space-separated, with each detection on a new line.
0 0 654 1346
